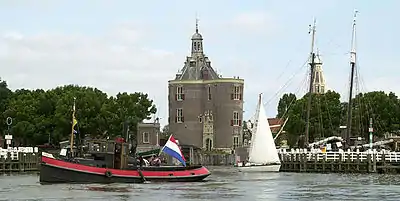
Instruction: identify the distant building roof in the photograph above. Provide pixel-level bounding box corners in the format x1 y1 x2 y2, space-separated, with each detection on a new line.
268 118 284 133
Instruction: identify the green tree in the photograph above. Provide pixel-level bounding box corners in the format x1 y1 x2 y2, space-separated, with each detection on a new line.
2 80 157 146
276 93 296 118
0 78 12 135
160 124 172 139
281 90 342 146
350 91 400 138
281 90 400 147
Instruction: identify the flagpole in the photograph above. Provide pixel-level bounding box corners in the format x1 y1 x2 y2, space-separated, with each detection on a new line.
158 134 172 156
69 97 76 156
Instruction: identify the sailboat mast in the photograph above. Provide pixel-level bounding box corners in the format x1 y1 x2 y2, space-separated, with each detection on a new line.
304 18 317 148
345 10 358 149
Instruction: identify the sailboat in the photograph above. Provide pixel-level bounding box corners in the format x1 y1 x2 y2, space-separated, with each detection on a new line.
237 93 281 172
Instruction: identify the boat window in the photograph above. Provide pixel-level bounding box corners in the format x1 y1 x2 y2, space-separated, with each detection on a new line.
107 143 114 152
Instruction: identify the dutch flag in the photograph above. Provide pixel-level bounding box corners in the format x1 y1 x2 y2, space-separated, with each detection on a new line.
160 135 186 166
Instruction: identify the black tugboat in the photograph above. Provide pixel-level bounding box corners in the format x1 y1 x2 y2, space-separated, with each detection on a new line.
39 98 210 184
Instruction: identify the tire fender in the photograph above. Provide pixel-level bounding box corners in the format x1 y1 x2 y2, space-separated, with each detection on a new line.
105 170 112 178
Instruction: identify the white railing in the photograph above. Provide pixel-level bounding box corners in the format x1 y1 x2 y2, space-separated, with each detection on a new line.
0 147 39 160
277 148 400 163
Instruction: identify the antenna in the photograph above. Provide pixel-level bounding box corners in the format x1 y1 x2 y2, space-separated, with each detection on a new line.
309 18 317 54
195 12 199 33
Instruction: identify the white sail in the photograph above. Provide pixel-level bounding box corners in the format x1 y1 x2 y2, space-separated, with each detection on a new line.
248 97 260 160
248 94 280 165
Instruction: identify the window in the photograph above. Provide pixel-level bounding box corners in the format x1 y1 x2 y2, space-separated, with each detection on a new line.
198 115 203 123
208 86 212 100
176 108 184 123
315 86 319 93
233 136 239 148
231 85 242 100
231 111 241 126
142 132 149 143
176 86 184 101
193 42 197 51
205 138 212 151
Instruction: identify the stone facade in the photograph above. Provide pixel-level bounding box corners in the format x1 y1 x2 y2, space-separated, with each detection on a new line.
136 121 161 152
168 22 244 152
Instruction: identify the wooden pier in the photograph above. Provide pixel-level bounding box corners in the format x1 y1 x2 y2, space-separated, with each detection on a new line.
0 147 40 173
279 149 400 173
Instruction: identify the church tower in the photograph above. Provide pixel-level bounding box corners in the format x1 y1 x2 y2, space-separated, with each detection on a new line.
168 19 244 153
311 51 326 94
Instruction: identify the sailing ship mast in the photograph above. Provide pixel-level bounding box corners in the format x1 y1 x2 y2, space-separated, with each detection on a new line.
345 10 359 149
304 18 317 148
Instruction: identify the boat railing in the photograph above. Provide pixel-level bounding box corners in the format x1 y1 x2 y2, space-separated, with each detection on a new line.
278 148 400 163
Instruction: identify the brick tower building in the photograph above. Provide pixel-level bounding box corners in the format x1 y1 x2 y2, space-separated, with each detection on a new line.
168 21 244 152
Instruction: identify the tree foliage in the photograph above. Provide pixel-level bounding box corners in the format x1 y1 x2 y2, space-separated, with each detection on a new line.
276 93 296 118
0 79 157 146
278 90 400 147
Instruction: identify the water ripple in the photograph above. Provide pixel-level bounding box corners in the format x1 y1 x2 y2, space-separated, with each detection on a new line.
1 169 400 200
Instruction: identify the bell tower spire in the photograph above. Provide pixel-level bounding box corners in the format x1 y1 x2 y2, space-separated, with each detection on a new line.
191 17 203 55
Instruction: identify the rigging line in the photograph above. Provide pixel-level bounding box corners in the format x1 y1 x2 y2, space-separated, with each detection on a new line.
273 59 293 85
322 93 335 135
264 58 310 107
354 62 365 137
315 95 324 139
248 70 309 123
277 70 309 122
357 64 385 133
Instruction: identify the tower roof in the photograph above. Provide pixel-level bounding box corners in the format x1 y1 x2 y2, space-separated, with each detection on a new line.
191 18 203 40
174 19 219 81
192 32 203 40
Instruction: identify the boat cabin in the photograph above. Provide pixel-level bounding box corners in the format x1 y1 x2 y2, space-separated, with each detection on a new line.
74 138 130 169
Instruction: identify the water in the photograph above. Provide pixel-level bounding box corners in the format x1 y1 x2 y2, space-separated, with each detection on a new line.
1 167 400 201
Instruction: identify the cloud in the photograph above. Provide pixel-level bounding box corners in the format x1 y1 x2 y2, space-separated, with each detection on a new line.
0 23 181 126
230 11 273 33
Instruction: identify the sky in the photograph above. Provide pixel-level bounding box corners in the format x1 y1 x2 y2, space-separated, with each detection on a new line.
0 0 399 127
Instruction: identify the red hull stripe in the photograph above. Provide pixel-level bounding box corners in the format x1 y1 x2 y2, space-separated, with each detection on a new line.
41 156 210 177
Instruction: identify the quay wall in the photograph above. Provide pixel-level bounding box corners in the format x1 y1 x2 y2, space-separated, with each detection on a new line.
0 147 40 172
279 148 400 174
